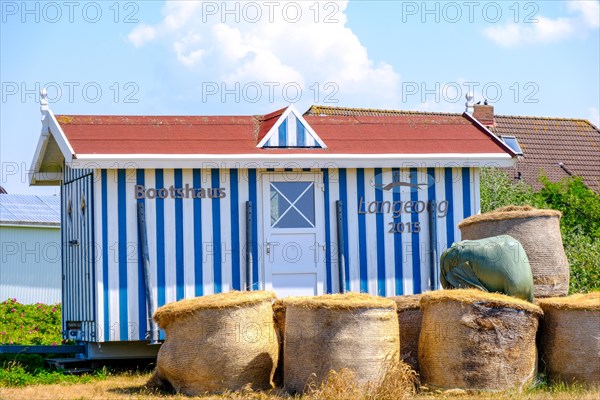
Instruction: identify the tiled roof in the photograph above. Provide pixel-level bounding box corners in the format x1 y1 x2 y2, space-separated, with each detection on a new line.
305 105 461 117
0 194 61 226
490 115 600 191
304 106 599 192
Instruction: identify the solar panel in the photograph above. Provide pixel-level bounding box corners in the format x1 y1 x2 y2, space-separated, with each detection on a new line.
0 194 60 224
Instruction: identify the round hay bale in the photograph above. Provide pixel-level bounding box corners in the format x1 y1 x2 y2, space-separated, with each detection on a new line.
458 205 569 298
152 291 279 396
537 292 600 387
391 295 422 373
283 292 399 393
419 289 542 391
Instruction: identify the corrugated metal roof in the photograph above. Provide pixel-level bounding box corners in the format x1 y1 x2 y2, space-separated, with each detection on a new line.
0 194 61 226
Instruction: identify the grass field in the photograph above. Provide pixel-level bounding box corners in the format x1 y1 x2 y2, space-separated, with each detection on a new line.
1 371 599 400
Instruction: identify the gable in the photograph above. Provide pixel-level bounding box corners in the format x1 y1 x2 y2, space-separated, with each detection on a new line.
257 105 326 148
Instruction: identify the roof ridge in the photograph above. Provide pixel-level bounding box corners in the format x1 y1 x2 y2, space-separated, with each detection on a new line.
495 114 596 124
305 104 461 117
257 106 288 122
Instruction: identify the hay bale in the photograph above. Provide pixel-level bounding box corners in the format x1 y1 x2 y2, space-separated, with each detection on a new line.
283 292 400 393
419 289 542 391
537 292 600 387
391 295 422 373
152 291 279 396
459 205 569 297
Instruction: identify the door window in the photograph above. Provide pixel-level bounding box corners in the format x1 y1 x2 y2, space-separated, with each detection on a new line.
270 181 315 228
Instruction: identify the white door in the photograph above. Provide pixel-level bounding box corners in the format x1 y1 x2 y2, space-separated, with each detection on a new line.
261 173 325 297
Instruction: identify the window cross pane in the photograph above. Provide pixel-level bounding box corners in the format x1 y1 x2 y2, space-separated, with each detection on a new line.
270 182 315 228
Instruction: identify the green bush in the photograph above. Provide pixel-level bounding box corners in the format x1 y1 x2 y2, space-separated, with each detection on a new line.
537 176 600 239
0 300 109 387
562 233 600 294
0 299 63 345
480 168 600 294
480 167 542 212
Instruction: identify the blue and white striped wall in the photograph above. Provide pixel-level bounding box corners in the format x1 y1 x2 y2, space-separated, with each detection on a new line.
64 166 478 342
322 167 478 296
92 168 255 342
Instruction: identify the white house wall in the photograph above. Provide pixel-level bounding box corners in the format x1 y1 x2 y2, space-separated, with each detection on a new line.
0 226 61 304
87 166 476 342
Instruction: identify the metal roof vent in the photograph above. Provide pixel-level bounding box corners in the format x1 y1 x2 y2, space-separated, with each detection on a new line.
465 92 474 113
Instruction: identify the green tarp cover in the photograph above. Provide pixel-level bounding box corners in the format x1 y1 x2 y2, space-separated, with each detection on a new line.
440 235 534 302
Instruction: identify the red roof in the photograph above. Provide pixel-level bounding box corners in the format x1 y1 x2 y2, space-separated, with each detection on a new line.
490 115 600 191
54 108 508 156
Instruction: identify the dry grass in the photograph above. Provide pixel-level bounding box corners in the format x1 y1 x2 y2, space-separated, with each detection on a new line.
391 294 421 311
272 300 286 331
420 289 543 315
282 292 396 310
304 360 417 400
458 205 561 228
1 371 599 400
537 292 600 311
153 291 276 329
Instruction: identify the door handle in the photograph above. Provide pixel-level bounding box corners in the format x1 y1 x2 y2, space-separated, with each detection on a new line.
265 241 278 255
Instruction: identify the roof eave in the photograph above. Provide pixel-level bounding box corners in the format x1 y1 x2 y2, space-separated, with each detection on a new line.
70 153 515 169
0 222 60 228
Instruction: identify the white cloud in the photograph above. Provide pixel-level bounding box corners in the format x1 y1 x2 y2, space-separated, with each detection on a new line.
567 0 600 28
484 0 599 47
128 24 156 47
172 33 205 67
127 0 400 107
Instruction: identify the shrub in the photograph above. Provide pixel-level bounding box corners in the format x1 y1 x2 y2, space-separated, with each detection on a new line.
480 169 600 293
537 176 600 239
480 168 542 212
0 299 63 345
563 233 600 294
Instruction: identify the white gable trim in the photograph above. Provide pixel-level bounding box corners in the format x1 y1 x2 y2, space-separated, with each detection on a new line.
29 108 76 185
257 105 327 149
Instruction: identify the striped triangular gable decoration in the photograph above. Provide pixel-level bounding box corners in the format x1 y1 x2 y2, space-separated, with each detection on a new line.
258 105 326 148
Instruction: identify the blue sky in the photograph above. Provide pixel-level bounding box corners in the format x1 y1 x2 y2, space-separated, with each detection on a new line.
1 0 599 195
